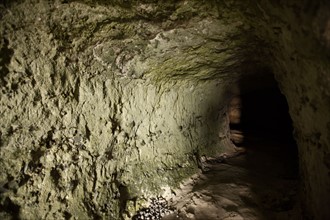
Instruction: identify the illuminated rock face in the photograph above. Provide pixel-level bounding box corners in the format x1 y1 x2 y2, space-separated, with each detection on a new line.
0 0 329 219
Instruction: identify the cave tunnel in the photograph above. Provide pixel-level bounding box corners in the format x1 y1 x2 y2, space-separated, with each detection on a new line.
217 72 301 220
1 0 330 220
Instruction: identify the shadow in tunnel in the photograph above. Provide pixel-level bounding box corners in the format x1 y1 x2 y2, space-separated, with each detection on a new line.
225 73 301 218
239 86 296 144
230 73 299 174
169 74 302 220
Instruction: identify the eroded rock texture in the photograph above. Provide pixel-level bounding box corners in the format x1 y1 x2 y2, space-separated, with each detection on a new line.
0 0 329 219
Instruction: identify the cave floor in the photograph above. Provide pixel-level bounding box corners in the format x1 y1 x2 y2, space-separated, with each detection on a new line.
164 137 300 220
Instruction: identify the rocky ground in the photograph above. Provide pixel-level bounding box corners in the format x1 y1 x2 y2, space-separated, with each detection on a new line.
163 136 300 220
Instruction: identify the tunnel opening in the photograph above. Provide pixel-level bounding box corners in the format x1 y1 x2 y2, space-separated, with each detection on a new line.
157 71 303 220
229 72 298 149
225 72 301 218
239 86 295 143
165 71 302 219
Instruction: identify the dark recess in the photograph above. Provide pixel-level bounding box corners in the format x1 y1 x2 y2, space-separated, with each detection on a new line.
0 197 20 220
230 73 299 170
231 72 297 145
0 38 14 85
240 86 295 143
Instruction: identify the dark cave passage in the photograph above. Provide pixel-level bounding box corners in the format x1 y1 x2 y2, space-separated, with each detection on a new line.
228 72 299 167
229 73 298 146
239 87 295 143
219 74 301 218
168 80 302 219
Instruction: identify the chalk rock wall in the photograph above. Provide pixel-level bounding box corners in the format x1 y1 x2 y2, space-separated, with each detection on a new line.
0 1 240 219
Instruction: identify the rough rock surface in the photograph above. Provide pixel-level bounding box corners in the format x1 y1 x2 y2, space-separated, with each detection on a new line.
0 0 330 219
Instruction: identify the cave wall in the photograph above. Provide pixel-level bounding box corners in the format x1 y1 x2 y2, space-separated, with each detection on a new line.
0 1 238 219
242 1 330 219
0 0 330 219
0 75 231 219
